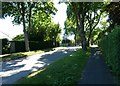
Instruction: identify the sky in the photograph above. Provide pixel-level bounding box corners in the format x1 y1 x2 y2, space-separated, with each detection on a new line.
0 17 23 40
0 2 74 40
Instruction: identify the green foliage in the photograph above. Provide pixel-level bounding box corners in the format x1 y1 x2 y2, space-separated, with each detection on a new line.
2 38 10 54
29 9 61 43
12 34 24 41
11 1 61 48
14 41 26 52
99 26 120 75
13 23 61 49
2 2 57 25
46 23 61 42
64 18 76 35
66 2 105 48
105 2 120 28
28 23 61 42
14 49 90 85
29 41 54 51
11 40 60 53
2 2 58 51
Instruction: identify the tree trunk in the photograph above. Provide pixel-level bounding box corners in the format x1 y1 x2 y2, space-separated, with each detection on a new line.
87 27 92 47
87 36 90 47
21 3 30 52
75 14 79 46
81 30 87 51
28 2 32 36
72 2 78 46
79 14 87 51
24 30 30 52
72 2 87 50
27 2 32 51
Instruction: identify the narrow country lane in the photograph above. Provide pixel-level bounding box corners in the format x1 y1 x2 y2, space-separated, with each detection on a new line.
0 47 81 85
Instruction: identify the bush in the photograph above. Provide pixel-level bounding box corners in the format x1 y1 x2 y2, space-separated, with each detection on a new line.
2 38 10 54
15 41 26 52
12 40 60 53
99 26 120 75
29 41 54 51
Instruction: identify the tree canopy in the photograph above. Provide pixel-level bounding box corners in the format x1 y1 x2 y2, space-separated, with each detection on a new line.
2 1 58 51
105 2 120 31
65 2 104 50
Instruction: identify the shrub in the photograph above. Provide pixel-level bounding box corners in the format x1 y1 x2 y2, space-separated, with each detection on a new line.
99 26 120 75
29 40 54 50
2 38 10 54
15 41 25 52
11 40 60 53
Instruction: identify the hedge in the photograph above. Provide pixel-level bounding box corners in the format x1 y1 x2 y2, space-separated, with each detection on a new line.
2 38 10 54
15 41 26 52
13 40 59 53
99 26 120 75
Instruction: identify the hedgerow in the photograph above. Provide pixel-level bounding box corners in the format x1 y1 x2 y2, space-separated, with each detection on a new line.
99 26 120 75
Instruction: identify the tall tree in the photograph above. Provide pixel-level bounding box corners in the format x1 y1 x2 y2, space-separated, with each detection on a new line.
2 2 35 51
66 2 104 49
29 4 58 42
64 17 79 46
68 2 87 51
85 2 103 46
2 1 57 51
105 2 120 32
66 4 78 46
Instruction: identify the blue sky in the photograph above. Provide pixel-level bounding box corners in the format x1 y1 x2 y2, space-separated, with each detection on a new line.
0 2 75 40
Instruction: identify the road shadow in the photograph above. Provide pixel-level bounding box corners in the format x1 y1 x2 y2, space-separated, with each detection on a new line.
38 49 73 64
2 58 25 72
2 70 31 84
1 48 77 84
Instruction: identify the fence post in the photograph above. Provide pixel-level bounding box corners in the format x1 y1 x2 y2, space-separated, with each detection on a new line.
0 39 2 55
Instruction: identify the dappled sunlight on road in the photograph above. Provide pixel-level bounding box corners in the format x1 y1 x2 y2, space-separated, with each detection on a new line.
0 46 81 84
0 49 60 78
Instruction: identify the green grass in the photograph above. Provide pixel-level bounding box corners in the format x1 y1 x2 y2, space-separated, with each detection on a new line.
1 47 63 62
14 49 90 86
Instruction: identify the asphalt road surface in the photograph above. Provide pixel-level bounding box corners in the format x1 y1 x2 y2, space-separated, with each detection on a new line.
78 47 115 85
0 46 81 85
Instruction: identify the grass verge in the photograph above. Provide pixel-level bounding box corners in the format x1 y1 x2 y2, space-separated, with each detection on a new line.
1 47 65 62
14 49 90 85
